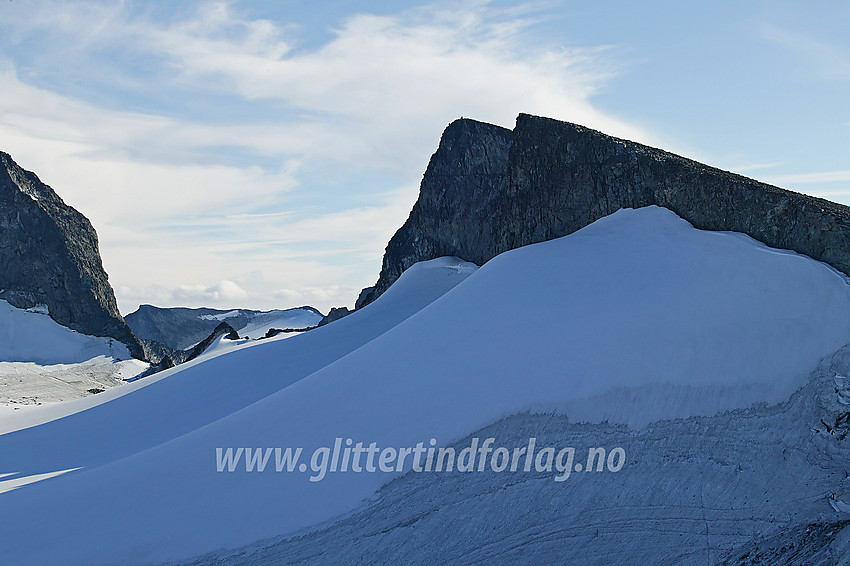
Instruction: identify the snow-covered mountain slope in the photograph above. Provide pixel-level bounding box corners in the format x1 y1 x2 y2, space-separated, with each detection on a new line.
237 309 324 339
2 207 850 565
187 358 850 566
0 255 476 434
126 305 324 350
0 299 133 364
0 300 148 405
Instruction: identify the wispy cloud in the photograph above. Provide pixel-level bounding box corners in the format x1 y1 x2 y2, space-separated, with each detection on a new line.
726 162 784 174
758 22 850 81
129 0 648 163
0 0 643 313
173 280 249 304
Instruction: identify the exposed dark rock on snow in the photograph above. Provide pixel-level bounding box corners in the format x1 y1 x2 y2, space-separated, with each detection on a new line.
181 322 238 363
140 322 238 366
0 151 144 359
126 304 322 351
715 519 850 566
127 305 247 350
359 114 850 307
354 286 374 310
155 355 175 371
139 338 180 366
318 306 351 327
260 327 313 339
262 328 287 339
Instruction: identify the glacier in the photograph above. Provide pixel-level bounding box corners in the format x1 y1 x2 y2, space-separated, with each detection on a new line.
1 206 850 565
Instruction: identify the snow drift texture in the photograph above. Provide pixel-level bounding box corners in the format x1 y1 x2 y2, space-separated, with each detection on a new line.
2 207 850 565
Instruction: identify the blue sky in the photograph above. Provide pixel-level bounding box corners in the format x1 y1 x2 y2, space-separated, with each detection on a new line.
0 0 848 314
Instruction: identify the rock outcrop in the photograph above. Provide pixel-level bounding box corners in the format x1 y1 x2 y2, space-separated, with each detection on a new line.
0 151 144 359
126 304 323 350
127 305 244 351
181 322 238 363
140 322 238 367
139 338 180 367
359 114 850 307
317 307 351 327
358 118 512 306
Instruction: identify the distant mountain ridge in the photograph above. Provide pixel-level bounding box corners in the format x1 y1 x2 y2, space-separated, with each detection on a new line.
0 151 144 359
125 304 324 351
137 321 241 370
358 114 850 307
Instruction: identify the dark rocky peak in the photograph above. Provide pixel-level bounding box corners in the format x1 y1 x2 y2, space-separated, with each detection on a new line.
357 118 513 306
317 306 351 327
358 113 850 307
0 151 144 359
140 321 239 369
181 322 239 363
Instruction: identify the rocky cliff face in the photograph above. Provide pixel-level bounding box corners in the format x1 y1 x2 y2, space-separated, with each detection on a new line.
0 151 144 359
359 113 850 306
358 118 512 305
317 306 351 327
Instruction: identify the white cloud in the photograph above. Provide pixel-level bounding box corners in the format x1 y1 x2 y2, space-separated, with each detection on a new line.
758 22 850 81
136 1 650 158
2 0 647 170
172 280 249 303
0 0 650 313
0 63 300 217
273 286 362 310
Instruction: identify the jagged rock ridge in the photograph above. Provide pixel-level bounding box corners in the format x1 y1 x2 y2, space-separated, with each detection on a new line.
139 321 239 373
359 118 512 305
317 306 351 327
359 114 850 306
0 151 144 359
126 304 324 351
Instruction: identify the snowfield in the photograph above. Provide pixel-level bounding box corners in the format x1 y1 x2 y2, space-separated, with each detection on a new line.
0 299 149 405
0 299 133 365
2 207 850 565
237 309 323 339
186 361 850 566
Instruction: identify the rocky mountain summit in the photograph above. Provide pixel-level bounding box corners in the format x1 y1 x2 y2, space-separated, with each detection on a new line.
0 151 144 359
358 114 850 307
317 306 351 327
